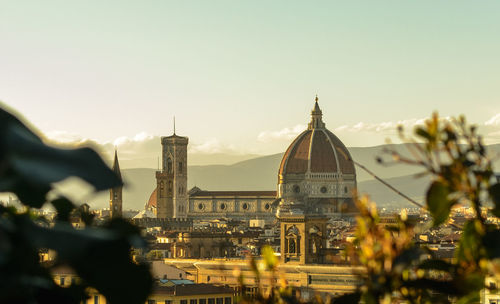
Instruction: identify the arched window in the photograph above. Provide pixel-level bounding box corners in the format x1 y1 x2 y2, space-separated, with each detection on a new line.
167 158 173 174
289 239 296 253
286 226 300 258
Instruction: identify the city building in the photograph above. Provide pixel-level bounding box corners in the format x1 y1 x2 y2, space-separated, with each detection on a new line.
147 187 276 222
154 98 362 297
144 283 236 304
145 97 357 226
163 258 362 299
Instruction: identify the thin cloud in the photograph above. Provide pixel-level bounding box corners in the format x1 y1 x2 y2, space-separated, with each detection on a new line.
257 124 306 142
113 132 156 147
189 138 239 154
483 114 500 144
45 131 160 161
334 119 418 133
334 118 455 134
45 130 244 156
485 113 500 126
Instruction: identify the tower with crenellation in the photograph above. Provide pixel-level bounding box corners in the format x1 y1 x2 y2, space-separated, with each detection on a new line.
155 129 188 219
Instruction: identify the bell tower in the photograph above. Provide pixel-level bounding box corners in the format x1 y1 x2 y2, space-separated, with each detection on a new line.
156 128 188 219
110 150 123 218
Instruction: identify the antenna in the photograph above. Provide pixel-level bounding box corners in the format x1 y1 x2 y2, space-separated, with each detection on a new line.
157 156 159 170
173 116 176 135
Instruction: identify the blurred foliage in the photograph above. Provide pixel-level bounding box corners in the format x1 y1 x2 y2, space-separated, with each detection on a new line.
3 104 500 304
345 197 428 304
347 113 500 303
0 106 152 303
246 113 500 304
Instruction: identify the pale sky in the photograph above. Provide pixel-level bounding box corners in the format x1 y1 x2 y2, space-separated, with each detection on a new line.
1 1 500 159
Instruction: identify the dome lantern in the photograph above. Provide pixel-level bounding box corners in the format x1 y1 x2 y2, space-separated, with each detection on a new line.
308 95 325 130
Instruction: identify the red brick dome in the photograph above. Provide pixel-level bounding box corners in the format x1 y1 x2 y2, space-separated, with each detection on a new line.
279 99 355 177
146 187 157 209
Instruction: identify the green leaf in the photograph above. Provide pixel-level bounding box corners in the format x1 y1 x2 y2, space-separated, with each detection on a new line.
454 273 484 303
455 220 482 263
483 229 500 259
415 127 431 140
426 180 453 226
456 292 480 304
490 184 500 217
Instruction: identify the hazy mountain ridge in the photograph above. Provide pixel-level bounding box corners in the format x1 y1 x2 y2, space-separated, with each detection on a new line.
61 143 500 210
119 153 262 168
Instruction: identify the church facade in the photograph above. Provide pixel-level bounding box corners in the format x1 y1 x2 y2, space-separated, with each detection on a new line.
147 187 276 222
146 97 357 226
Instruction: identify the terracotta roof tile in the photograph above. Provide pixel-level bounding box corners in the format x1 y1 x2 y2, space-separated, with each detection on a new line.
326 130 355 174
310 130 337 172
283 131 311 174
279 128 356 176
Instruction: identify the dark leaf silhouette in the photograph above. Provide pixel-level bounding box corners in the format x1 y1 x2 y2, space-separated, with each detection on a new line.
0 105 151 304
51 197 75 222
490 183 500 217
0 107 122 207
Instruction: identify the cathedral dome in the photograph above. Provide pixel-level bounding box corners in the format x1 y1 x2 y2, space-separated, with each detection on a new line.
276 97 357 216
146 188 157 209
278 98 355 179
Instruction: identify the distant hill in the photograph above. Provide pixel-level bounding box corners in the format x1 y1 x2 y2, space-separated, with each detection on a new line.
55 143 500 210
358 174 430 208
119 153 261 168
